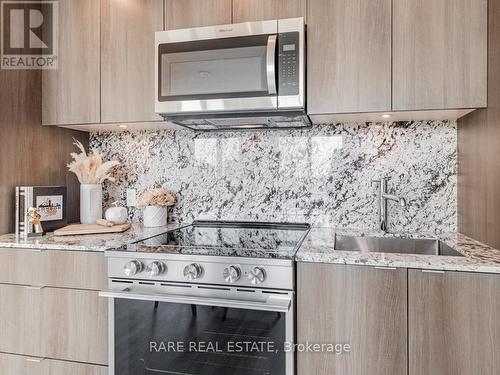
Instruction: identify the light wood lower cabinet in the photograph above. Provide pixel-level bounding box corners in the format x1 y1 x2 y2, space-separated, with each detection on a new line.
42 288 108 365
0 352 107 375
0 249 107 290
409 269 500 375
297 263 407 375
0 284 43 357
0 284 108 365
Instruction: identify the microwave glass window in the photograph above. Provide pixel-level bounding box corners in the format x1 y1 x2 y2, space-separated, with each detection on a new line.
158 35 273 101
161 46 267 97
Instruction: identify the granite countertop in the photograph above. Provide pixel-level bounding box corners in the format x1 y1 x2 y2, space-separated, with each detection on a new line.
2 223 500 273
296 227 500 274
0 223 184 252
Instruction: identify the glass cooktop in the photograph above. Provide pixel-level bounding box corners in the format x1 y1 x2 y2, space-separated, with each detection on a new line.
132 221 310 259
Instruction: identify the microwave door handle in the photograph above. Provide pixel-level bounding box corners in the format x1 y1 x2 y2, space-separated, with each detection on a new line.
266 35 278 95
99 288 291 313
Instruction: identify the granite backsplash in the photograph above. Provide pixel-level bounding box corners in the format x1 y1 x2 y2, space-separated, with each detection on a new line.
90 121 457 233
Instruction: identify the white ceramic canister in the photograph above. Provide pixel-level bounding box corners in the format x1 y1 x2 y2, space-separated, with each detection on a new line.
143 206 168 228
105 202 128 224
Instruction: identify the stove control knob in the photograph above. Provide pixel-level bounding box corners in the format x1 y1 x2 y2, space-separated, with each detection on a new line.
223 265 241 283
124 260 143 276
146 261 166 277
248 267 266 285
184 263 203 280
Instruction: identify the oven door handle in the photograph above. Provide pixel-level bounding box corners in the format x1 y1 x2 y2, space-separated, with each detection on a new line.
266 34 278 96
99 288 292 313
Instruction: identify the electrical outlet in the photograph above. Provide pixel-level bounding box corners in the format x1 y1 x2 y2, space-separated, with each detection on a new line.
126 188 137 207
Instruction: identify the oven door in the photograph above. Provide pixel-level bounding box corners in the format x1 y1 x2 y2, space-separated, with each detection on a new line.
155 20 278 115
101 283 294 375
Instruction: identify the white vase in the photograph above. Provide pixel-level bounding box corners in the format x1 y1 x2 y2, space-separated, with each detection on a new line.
143 206 168 228
80 184 102 224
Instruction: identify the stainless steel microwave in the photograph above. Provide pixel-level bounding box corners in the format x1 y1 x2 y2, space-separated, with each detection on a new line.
155 18 310 130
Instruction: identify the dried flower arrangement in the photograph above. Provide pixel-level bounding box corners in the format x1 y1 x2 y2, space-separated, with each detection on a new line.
67 140 120 184
137 188 176 208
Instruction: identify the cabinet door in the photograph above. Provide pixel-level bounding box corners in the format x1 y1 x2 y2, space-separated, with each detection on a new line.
41 288 108 365
101 0 163 123
41 250 107 290
0 249 106 290
45 358 108 375
297 263 407 375
233 0 306 23
307 0 391 114
409 269 500 375
0 352 107 375
164 0 232 30
0 284 43 356
0 353 48 375
0 248 43 286
393 0 487 110
42 0 100 125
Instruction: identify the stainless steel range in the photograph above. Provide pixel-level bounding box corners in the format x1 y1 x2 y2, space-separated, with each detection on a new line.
100 221 310 375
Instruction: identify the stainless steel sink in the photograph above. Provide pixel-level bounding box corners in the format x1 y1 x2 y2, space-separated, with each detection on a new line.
334 235 464 257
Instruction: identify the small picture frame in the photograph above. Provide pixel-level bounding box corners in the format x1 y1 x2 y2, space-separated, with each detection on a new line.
16 186 68 235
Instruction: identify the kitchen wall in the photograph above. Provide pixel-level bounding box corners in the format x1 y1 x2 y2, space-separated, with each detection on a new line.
91 121 457 233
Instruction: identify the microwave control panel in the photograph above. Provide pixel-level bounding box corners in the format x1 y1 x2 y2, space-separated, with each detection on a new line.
278 32 300 96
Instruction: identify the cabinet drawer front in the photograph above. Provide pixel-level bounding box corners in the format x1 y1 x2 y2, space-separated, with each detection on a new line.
0 352 47 375
0 249 43 285
0 285 108 365
0 249 106 290
46 357 108 375
42 250 107 290
0 352 107 375
0 284 43 356
42 288 108 365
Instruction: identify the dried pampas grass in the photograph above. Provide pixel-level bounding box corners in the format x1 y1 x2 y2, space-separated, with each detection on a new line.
67 139 120 184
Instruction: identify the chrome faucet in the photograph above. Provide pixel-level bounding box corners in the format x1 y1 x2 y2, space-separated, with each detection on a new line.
372 178 407 232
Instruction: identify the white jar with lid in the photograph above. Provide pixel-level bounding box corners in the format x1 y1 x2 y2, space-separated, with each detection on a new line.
105 202 128 225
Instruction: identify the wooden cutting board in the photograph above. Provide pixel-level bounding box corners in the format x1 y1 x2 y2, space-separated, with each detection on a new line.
54 223 131 236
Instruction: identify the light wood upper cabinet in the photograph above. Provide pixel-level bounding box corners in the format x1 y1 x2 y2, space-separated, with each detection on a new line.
297 263 407 375
307 0 392 115
232 0 306 23
42 0 100 125
101 0 163 123
409 269 500 375
164 0 232 30
393 0 488 111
